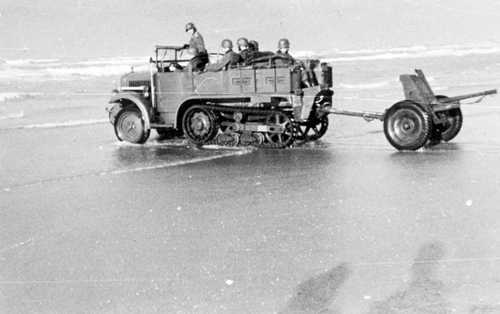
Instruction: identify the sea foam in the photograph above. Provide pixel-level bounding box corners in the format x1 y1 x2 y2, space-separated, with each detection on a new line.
2 43 500 82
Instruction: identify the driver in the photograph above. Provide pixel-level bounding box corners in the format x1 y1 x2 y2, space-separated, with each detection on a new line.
184 22 209 71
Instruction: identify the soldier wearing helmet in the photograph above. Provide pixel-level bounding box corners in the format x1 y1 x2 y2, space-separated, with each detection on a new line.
248 40 259 52
276 38 293 58
245 39 274 66
205 39 242 72
275 38 295 67
237 37 250 65
184 22 209 71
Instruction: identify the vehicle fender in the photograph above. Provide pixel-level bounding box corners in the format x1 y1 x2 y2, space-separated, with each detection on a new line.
108 93 152 130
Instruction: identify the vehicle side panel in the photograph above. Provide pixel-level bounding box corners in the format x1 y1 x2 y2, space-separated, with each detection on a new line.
155 67 295 127
155 72 192 125
193 72 225 94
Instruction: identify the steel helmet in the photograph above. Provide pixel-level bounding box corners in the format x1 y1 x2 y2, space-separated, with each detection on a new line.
278 38 290 49
248 40 259 51
185 22 196 32
237 37 249 49
221 39 233 49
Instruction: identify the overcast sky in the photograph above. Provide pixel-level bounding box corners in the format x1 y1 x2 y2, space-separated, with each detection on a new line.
1 0 500 59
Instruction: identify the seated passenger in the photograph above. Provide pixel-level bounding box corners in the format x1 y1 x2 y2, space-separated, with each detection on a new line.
237 37 250 65
205 39 242 72
275 38 317 87
245 40 275 66
248 40 259 52
274 38 295 67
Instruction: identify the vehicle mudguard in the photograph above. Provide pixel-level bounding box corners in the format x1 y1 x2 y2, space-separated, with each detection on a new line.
108 92 152 130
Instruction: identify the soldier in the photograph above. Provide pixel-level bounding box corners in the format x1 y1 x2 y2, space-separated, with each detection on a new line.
248 40 259 52
205 39 242 72
275 38 295 65
275 38 314 86
184 22 209 71
237 37 250 65
245 40 274 66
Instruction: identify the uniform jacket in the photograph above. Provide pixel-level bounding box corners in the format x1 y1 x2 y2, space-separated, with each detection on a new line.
274 50 295 67
205 51 242 72
189 31 206 54
239 49 250 65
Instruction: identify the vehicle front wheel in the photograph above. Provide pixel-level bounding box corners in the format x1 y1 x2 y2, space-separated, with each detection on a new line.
114 107 150 144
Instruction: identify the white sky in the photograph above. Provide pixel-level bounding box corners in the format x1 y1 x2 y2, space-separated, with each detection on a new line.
1 0 500 58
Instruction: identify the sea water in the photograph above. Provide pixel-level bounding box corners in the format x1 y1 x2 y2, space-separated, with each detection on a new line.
1 43 499 129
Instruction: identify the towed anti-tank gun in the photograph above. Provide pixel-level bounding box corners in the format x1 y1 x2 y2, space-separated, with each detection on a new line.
322 69 497 150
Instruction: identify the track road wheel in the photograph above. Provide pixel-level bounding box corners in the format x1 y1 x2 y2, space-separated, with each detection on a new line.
182 106 218 146
384 101 431 151
114 107 150 144
296 116 329 141
264 112 295 148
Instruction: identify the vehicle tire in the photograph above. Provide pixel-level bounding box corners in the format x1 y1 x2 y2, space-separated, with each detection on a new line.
296 116 329 141
182 105 218 145
384 101 431 151
432 95 463 142
114 107 150 144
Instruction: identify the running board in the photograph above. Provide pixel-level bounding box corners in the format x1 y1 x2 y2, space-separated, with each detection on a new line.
150 123 175 128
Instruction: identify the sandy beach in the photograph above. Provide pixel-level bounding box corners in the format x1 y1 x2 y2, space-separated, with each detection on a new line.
0 42 500 313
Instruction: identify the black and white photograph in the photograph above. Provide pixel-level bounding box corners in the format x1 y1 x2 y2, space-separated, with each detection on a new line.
1 0 500 313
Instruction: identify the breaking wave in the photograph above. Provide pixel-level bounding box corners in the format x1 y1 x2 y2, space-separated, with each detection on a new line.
0 56 149 81
321 44 500 62
1 43 500 81
0 111 24 120
0 92 41 102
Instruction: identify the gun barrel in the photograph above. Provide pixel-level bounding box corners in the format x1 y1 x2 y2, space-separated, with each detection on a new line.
440 89 497 103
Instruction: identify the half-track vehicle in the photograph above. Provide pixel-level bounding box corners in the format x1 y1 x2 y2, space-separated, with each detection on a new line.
107 45 334 148
107 46 496 151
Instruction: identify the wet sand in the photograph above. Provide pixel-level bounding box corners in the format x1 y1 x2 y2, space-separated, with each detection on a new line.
1 101 500 313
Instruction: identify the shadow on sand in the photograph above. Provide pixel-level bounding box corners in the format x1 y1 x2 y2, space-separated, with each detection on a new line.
279 263 350 314
368 242 451 314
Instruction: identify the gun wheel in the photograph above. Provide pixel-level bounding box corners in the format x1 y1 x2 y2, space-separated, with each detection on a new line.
440 108 463 141
114 107 150 144
433 96 463 142
264 112 295 148
384 101 431 151
182 106 218 145
296 116 329 141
